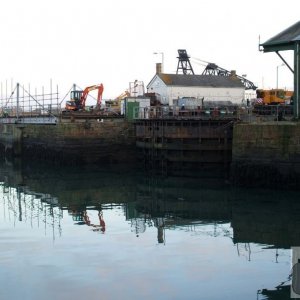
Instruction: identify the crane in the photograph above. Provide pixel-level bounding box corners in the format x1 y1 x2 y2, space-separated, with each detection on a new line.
190 55 257 90
176 49 195 75
201 63 257 90
65 83 104 111
105 90 130 110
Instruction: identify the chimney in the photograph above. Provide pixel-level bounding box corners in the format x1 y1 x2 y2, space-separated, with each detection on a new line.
230 70 237 77
156 63 162 74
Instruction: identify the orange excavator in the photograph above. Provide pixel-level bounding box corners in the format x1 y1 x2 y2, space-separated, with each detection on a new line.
83 210 106 233
65 83 104 111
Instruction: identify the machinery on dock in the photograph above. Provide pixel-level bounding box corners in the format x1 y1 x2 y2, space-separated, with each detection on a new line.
252 89 294 117
255 89 293 105
65 83 104 111
105 80 145 114
105 90 130 109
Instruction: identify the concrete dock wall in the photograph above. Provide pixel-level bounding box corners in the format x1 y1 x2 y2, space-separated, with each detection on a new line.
2 117 300 187
231 122 300 188
0 124 23 157
0 119 137 166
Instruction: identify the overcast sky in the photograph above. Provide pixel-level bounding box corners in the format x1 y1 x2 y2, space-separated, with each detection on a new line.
0 0 299 101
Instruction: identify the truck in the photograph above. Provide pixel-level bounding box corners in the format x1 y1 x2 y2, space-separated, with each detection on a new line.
255 89 293 105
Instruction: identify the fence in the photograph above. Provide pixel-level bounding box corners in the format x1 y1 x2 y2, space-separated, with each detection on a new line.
240 104 294 123
134 104 294 123
134 105 239 120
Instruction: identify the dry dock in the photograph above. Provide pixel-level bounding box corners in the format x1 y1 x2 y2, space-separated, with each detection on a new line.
1 111 300 188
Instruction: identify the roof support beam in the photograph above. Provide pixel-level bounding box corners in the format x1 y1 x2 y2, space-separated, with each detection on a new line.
275 51 294 73
260 21 300 119
294 42 300 119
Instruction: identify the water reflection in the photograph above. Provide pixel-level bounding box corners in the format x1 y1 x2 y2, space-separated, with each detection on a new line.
231 189 300 249
0 160 297 299
0 183 62 240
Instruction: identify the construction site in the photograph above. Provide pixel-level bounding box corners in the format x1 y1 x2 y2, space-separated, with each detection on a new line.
0 21 299 187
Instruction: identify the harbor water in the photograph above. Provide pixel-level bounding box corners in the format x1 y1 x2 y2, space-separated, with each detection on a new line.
0 161 297 300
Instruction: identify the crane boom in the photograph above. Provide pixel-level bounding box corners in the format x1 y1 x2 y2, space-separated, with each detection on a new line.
202 63 257 90
81 84 104 108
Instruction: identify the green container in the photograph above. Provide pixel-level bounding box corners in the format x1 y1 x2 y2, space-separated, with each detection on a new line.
126 101 139 121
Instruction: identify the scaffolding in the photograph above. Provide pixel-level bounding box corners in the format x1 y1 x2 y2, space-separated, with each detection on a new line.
0 82 60 124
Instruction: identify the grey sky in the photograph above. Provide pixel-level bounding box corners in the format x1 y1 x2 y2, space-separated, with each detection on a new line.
0 0 298 99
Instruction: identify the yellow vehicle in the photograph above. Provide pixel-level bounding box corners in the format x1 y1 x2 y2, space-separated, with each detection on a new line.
105 90 130 109
256 89 293 105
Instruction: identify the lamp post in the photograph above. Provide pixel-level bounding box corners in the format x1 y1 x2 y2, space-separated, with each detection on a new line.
153 52 164 73
276 63 285 89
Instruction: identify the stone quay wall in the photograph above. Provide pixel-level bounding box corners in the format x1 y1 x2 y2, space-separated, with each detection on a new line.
231 122 300 188
0 118 137 166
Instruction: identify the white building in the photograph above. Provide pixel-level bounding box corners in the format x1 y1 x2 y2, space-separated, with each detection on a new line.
147 67 245 106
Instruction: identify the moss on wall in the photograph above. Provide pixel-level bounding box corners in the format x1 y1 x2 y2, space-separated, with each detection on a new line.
232 122 300 188
0 119 137 166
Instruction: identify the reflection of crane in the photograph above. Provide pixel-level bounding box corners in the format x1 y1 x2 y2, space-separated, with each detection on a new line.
65 83 104 111
83 210 106 233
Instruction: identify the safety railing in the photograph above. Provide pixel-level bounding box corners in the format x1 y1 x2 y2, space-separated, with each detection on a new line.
134 104 294 123
239 105 294 123
134 105 240 120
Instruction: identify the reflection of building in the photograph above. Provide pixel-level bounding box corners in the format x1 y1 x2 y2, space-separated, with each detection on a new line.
130 178 300 252
153 217 165 244
131 218 147 237
257 284 290 300
2 159 300 253
127 177 232 244
231 193 300 248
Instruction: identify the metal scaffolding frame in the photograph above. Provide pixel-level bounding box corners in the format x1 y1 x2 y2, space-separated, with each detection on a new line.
0 82 60 124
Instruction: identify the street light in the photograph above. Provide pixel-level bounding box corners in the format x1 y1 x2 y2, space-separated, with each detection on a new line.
153 52 164 73
276 63 285 89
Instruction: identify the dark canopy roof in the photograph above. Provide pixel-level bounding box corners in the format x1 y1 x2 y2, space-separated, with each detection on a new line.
261 20 300 52
157 74 244 88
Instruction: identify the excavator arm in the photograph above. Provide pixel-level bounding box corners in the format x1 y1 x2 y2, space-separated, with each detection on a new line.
64 83 104 112
81 84 104 109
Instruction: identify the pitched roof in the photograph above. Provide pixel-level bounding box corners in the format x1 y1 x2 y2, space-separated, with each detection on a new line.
261 20 300 52
157 73 244 88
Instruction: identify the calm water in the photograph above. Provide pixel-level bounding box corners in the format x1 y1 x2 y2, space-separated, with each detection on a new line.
0 161 297 300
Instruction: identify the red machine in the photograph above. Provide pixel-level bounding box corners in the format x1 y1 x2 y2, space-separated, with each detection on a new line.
65 84 104 111
83 210 106 233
